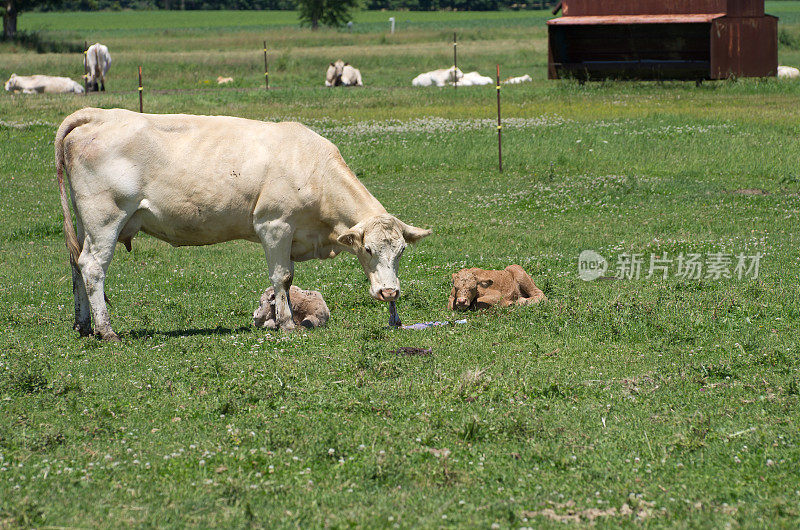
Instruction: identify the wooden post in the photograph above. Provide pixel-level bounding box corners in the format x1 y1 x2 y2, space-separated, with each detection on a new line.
453 32 458 89
138 66 143 113
264 41 269 90
496 64 502 173
83 41 88 95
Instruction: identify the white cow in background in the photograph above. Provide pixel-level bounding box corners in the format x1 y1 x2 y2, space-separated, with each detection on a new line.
412 66 463 87
326 60 363 86
778 65 800 79
85 42 111 92
4 74 84 94
504 74 532 85
54 107 430 340
455 71 493 86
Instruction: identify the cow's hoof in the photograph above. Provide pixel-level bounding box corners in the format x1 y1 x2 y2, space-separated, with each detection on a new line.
74 322 93 337
98 330 121 342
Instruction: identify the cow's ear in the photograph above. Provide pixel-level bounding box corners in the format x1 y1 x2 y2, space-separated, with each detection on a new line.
330 62 335 67
479 279 493 288
344 62 350 66
337 226 364 248
398 220 431 244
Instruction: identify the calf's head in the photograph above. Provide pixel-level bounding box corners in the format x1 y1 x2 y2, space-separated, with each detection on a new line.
451 270 493 311
337 214 430 302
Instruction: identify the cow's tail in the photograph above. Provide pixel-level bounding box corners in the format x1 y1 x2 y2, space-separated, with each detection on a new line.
55 110 94 266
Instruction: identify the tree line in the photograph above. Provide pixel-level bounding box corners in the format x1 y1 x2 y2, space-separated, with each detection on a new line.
4 0 555 40
30 0 556 12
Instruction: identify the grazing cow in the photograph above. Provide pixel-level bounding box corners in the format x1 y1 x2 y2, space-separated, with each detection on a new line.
55 108 430 340
253 285 329 329
778 66 800 80
412 67 463 87
217 76 234 84
4 74 84 94
504 74 532 85
448 265 546 311
84 43 111 92
455 71 493 86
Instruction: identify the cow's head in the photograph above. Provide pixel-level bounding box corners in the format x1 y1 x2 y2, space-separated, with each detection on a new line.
451 269 491 311
449 67 464 83
328 60 345 86
4 74 17 92
337 214 431 302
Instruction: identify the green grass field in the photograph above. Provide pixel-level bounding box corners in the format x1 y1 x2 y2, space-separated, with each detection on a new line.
1 5 800 528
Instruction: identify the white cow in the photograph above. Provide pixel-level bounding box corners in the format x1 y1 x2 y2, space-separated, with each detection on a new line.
504 74 532 85
4 74 84 94
778 65 800 80
325 60 363 86
55 108 430 340
84 43 111 92
412 67 463 87
455 71 493 86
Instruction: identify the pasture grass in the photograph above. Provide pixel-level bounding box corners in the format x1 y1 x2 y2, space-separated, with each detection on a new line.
1 6 800 528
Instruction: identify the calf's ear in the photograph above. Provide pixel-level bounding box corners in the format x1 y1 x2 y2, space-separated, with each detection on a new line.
398 220 431 244
330 62 335 67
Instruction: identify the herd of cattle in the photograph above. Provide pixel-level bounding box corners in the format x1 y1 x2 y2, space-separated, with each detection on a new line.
3 41 796 338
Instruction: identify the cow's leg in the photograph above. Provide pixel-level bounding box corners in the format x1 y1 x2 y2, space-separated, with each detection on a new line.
72 218 92 336
506 265 546 303
100 77 105 92
255 221 295 331
77 216 127 341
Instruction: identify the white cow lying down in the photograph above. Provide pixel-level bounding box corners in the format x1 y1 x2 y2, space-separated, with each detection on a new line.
325 60 364 86
504 74 532 85
412 67 463 87
778 65 800 79
55 108 431 340
455 71 493 86
5 74 84 94
85 42 112 92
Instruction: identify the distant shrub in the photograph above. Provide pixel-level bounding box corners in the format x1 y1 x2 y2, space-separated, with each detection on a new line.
779 28 800 50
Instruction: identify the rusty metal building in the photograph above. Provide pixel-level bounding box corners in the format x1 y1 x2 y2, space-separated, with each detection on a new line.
547 0 778 80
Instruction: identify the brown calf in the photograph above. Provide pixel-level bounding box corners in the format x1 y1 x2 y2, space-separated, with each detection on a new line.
254 285 329 329
449 265 546 311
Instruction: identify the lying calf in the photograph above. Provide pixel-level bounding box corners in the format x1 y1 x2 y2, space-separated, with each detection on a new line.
254 285 329 329
449 265 546 311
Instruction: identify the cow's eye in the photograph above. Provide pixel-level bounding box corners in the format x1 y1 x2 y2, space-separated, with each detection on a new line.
365 247 372 255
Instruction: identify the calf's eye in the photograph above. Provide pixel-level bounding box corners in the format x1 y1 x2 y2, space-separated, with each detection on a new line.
365 247 372 255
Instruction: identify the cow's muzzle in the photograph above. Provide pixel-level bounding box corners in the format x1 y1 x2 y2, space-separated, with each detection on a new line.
376 288 400 302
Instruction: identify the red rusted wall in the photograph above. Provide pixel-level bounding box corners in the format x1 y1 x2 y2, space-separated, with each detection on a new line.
561 0 762 17
710 16 777 78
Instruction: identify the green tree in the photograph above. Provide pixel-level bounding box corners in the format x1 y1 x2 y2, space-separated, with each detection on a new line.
3 0 61 39
297 0 358 30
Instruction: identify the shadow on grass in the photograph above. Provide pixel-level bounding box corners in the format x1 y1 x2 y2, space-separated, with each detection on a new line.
128 325 254 339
